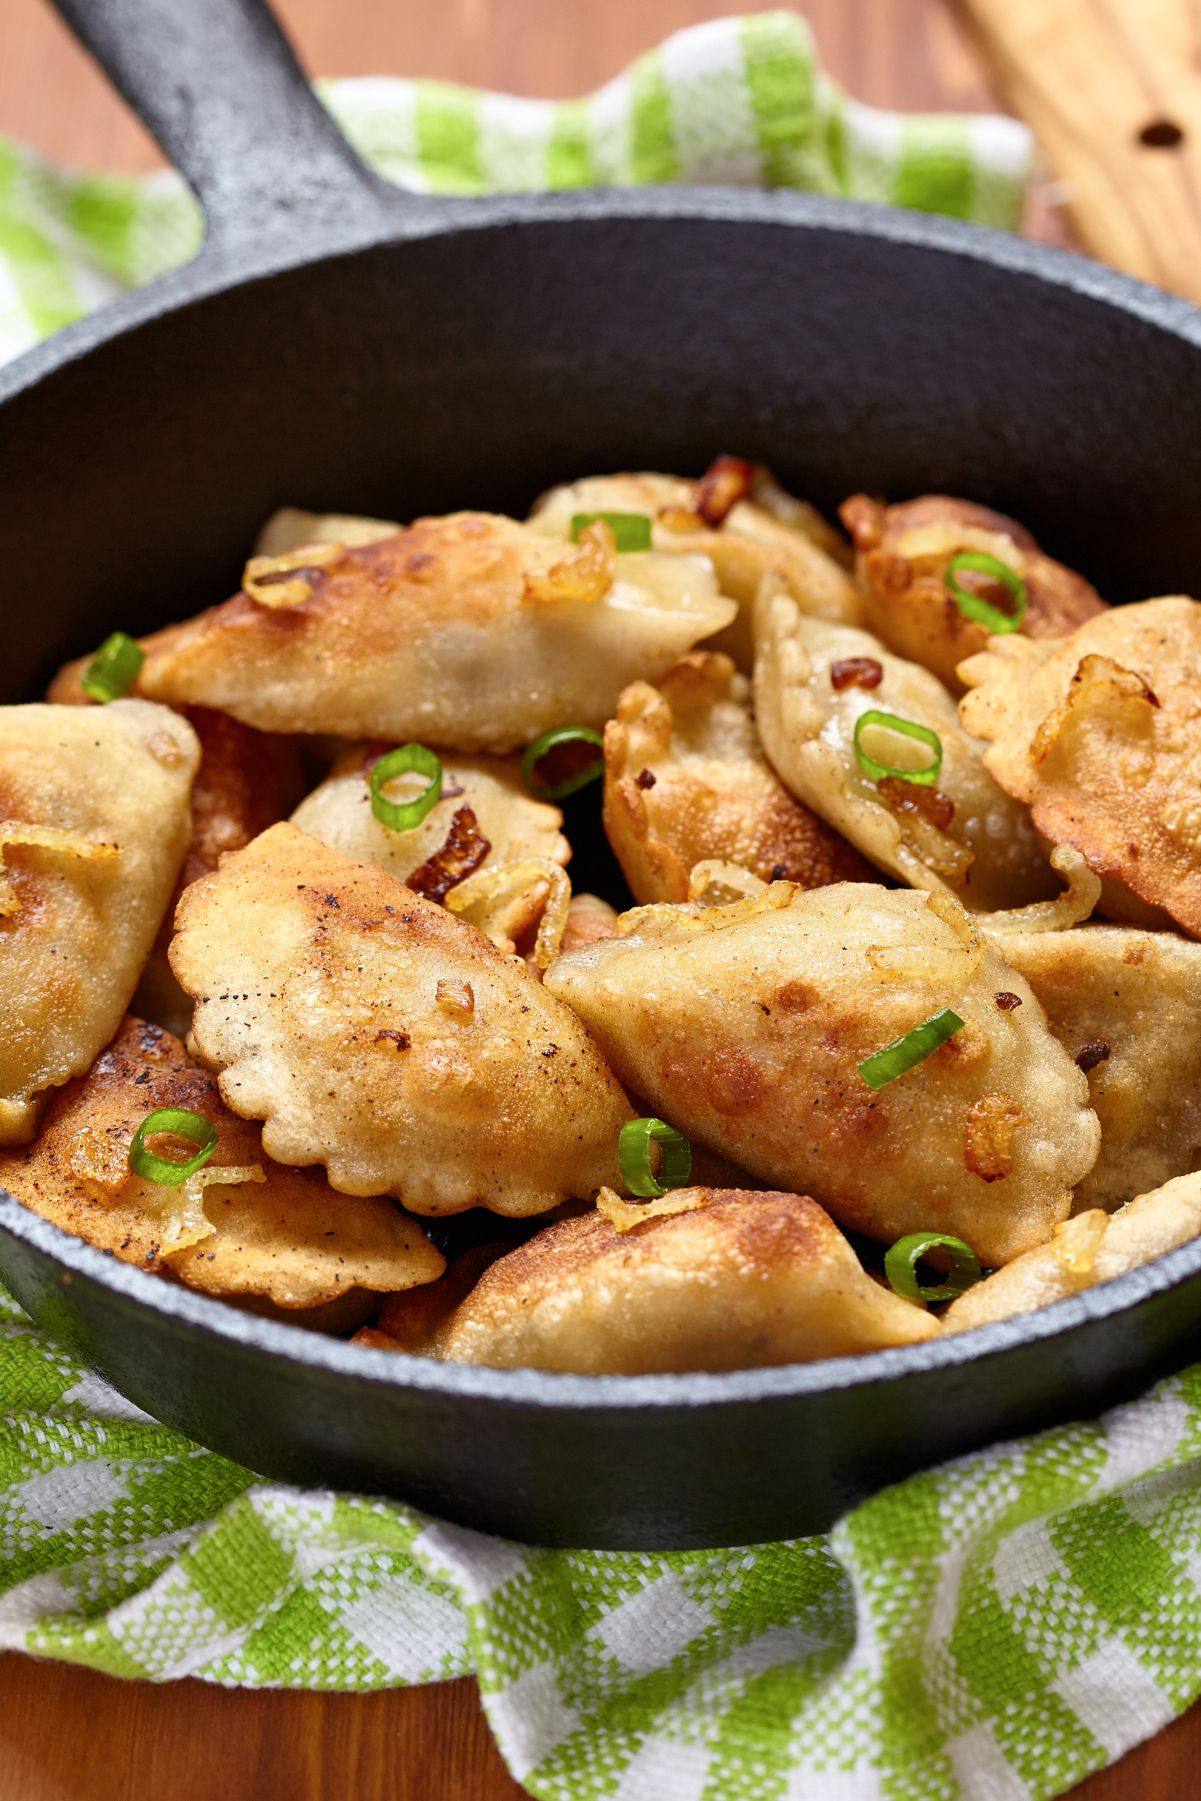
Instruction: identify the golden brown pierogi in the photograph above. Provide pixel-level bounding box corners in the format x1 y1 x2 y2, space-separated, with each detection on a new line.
944 1171 1201 1332
169 823 633 1215
959 597 1201 937
545 883 1100 1265
840 494 1105 691
603 651 872 903
0 701 199 1144
291 743 568 947
360 1188 935 1373
997 926 1201 1212
753 582 1054 911
253 507 400 556
529 468 862 668
132 513 735 751
0 1016 444 1309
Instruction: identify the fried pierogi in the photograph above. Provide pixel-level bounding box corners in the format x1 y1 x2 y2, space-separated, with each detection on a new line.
0 701 199 1145
998 926 1201 1212
944 1171 1201 1332
753 582 1053 911
841 494 1105 691
361 1188 936 1373
133 513 735 751
558 892 621 955
529 468 863 667
545 883 1099 1264
170 823 632 1215
138 707 305 1034
253 507 400 556
959 597 1201 936
0 1016 443 1308
291 744 568 945
603 651 872 904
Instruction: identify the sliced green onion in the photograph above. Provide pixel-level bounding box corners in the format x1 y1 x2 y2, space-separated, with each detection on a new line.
945 551 1028 634
859 1008 965 1090
370 743 443 832
619 1117 692 1198
853 709 943 788
570 511 653 553
81 631 144 703
520 726 604 801
128 1108 218 1188
885 1232 982 1305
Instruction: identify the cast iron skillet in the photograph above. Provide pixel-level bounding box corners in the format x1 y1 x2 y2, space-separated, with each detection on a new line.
2 0 1201 1551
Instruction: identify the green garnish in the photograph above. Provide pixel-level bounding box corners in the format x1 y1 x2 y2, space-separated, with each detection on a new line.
81 631 144 704
370 744 443 832
945 551 1028 634
618 1117 692 1198
569 511 653 552
128 1108 219 1188
859 1008 965 1090
884 1232 982 1304
853 709 943 787
520 726 604 801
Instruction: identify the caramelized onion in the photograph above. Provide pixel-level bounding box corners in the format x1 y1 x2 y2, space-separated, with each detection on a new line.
242 540 344 609
0 821 120 917
523 520 616 604
696 455 754 527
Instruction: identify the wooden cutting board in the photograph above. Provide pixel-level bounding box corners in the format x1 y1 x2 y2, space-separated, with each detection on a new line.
961 0 1201 302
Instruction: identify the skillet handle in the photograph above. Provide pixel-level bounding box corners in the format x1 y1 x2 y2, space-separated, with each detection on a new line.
50 0 408 255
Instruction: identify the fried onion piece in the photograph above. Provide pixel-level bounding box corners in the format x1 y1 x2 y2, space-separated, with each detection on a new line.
998 926 1201 1211
841 494 1105 692
292 744 568 947
0 702 199 1145
133 513 734 751
545 882 1098 1265
958 597 1201 936
169 824 632 1216
445 858 571 966
360 1189 936 1372
753 580 1055 911
603 650 872 903
528 468 862 669
0 1016 444 1309
944 1171 1201 1332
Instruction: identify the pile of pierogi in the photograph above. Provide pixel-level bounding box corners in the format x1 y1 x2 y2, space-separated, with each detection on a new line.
2 460 1199 1373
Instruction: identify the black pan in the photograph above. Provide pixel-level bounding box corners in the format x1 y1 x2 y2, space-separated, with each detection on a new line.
3 0 1201 1551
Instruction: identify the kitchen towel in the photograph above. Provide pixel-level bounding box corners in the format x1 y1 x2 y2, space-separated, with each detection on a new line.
0 11 1032 361
4 13 1174 1801
5 1283 1200 1800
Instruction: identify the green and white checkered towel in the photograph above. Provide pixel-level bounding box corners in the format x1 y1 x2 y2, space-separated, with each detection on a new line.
0 11 1032 359
9 12 1189 1800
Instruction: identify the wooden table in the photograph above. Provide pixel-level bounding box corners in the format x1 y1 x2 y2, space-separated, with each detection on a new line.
0 0 1194 1794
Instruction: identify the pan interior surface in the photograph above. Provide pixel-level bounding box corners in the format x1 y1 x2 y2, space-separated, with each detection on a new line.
4 193 1201 1546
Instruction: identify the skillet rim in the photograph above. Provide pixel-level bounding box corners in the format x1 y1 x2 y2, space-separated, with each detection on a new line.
3 184 1201 414
6 1186 1201 1409
4 185 1201 1413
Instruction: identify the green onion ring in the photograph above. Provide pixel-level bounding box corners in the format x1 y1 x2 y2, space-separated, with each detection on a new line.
945 551 1028 634
128 1108 219 1188
569 511 653 552
370 743 443 832
853 709 943 788
81 631 145 704
859 1008 965 1090
618 1117 692 1198
520 726 605 801
884 1232 982 1305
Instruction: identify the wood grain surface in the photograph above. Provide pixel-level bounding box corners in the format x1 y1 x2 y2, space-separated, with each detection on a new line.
0 0 1192 1796
962 0 1201 298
